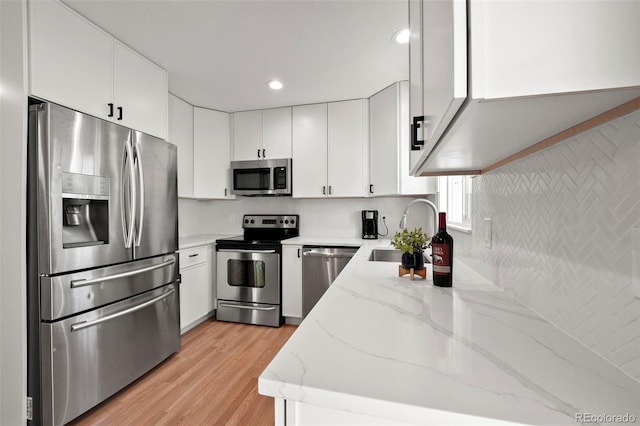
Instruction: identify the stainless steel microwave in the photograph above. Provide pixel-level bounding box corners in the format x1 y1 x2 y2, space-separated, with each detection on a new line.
230 158 292 196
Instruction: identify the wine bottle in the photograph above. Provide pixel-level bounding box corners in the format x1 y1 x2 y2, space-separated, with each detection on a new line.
431 212 453 287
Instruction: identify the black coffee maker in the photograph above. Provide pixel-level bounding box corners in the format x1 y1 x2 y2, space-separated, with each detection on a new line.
361 210 378 239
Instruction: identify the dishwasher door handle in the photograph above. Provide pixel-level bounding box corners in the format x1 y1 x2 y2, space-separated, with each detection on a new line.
302 251 355 258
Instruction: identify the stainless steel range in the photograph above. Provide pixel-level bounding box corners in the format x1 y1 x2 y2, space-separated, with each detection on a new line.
216 215 299 327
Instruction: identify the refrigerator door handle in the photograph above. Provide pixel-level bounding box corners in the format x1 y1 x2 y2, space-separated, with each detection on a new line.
70 257 176 288
70 286 176 332
121 136 137 248
134 141 145 247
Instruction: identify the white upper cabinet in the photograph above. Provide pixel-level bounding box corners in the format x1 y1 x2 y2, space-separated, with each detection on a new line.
262 107 293 159
194 108 234 199
410 0 640 175
293 101 370 198
29 0 168 139
327 100 369 198
370 82 436 196
168 94 194 198
29 0 111 120
232 107 292 161
232 110 262 161
112 41 168 139
292 104 328 198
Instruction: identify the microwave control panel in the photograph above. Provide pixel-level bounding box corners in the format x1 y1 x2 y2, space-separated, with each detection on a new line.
274 167 287 189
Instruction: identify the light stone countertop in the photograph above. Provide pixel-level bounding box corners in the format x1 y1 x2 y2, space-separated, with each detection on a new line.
258 239 640 425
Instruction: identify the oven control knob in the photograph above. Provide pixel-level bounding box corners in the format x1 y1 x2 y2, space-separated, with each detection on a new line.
244 219 249 224
284 220 289 224
250 219 255 224
290 219 295 225
280 220 283 224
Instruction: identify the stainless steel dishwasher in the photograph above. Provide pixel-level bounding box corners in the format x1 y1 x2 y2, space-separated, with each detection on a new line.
302 246 358 316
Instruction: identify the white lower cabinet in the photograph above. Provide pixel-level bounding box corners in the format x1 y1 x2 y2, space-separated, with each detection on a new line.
179 245 215 333
282 245 303 318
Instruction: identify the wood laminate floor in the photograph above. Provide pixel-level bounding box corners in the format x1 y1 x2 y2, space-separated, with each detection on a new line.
70 319 297 426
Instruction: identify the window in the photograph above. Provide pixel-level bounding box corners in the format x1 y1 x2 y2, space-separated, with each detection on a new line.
438 175 473 231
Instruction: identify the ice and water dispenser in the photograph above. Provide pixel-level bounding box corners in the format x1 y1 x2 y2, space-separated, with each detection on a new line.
61 172 110 248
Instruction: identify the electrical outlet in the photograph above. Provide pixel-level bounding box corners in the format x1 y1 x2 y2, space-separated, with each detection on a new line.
483 218 492 249
632 228 640 299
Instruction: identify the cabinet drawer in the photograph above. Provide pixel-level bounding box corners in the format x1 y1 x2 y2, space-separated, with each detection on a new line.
179 246 208 269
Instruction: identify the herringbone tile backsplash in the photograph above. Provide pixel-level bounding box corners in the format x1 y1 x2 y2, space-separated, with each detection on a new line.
456 110 640 381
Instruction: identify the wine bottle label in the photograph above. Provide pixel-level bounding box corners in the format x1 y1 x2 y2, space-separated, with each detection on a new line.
432 243 451 275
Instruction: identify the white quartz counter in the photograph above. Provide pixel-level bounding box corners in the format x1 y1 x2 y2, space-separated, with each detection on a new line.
178 234 236 250
259 240 640 425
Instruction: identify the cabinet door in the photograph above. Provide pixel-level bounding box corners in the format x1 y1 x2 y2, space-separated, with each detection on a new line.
369 84 400 196
409 0 423 122
327 100 368 198
179 263 211 332
193 108 233 199
232 110 262 161
282 245 303 318
168 94 194 198
29 0 112 120
421 0 467 153
113 40 168 139
262 107 292 159
292 104 328 198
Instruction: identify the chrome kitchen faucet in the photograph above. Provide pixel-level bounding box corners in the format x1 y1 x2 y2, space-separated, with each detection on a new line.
399 198 439 236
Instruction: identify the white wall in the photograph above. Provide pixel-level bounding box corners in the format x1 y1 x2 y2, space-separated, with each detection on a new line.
179 195 438 240
0 0 28 424
453 110 640 380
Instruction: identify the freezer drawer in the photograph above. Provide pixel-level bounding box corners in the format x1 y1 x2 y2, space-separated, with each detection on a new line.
40 254 178 321
40 283 180 426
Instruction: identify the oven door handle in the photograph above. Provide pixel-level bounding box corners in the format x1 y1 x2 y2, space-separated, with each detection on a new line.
217 249 277 254
70 287 176 332
218 302 277 312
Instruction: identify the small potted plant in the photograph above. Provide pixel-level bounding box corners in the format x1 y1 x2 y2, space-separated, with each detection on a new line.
390 227 429 270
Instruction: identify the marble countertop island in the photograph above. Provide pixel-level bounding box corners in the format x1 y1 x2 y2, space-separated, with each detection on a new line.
259 240 639 425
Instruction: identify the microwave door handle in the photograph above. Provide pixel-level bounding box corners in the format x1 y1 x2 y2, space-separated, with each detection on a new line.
134 141 145 247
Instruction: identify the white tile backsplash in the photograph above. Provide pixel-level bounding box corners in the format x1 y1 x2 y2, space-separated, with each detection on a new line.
454 110 640 380
179 195 438 240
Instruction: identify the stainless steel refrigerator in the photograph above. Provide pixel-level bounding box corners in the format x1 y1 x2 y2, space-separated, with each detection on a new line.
27 101 180 425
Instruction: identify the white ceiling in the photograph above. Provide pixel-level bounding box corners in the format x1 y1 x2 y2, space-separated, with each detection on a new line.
62 0 409 112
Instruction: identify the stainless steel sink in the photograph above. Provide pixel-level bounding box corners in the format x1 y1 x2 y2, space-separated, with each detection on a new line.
368 249 430 263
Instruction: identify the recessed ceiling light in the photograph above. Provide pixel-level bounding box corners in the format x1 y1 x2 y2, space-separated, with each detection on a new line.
268 80 284 90
392 29 410 44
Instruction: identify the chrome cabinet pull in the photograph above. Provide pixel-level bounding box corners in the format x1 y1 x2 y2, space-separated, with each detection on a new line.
188 254 199 258
70 258 176 288
71 287 176 332
117 106 123 121
322 186 326 195
108 103 114 118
